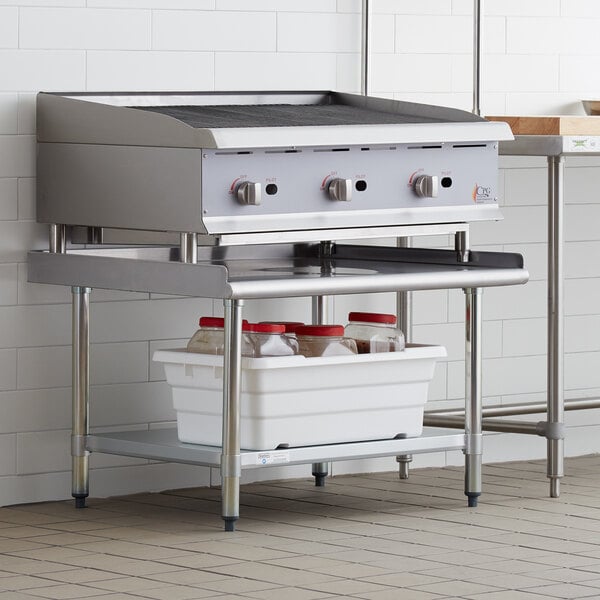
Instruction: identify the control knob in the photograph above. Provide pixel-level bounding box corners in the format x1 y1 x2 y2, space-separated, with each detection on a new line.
236 181 261 206
413 175 439 198
328 178 352 202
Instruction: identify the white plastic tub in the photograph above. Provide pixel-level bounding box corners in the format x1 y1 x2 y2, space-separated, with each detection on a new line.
153 344 446 451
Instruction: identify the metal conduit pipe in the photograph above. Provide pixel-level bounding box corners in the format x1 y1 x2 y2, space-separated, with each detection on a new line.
425 396 600 418
361 0 371 96
424 414 554 437
472 0 483 116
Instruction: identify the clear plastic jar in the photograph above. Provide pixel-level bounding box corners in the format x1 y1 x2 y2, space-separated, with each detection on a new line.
248 323 298 357
344 312 405 354
186 317 254 356
295 325 358 357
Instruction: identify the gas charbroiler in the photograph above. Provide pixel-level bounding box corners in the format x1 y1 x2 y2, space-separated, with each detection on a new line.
29 91 527 530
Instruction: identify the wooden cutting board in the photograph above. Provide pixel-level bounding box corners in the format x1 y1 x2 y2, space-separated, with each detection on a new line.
486 115 600 135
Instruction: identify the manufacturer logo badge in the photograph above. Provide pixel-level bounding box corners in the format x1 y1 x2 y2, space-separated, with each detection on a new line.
472 183 492 202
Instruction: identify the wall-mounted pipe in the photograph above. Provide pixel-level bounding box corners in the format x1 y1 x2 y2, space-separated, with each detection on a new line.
361 0 371 96
473 0 482 116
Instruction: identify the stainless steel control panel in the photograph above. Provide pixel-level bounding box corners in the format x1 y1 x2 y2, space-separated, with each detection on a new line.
201 142 501 234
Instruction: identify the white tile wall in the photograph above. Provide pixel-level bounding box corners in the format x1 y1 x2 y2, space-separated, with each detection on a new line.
214 53 337 91
16 429 70 474
17 93 36 134
561 0 600 17
218 0 335 11
90 0 213 8
0 94 18 133
0 264 18 305
0 178 18 220
87 51 215 91
17 341 149 390
0 50 85 91
17 178 35 220
278 13 360 53
0 135 34 177
486 0 559 16
0 8 18 48
377 0 451 14
0 387 70 434
565 278 600 316
0 434 16 476
0 1 599 505
153 11 276 52
0 348 17 391
19 8 151 50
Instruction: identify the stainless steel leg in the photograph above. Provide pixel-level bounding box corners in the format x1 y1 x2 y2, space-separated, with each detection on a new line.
179 232 198 264
464 287 483 507
49 224 66 254
311 292 331 487
548 156 565 498
221 298 243 531
72 286 91 508
396 236 413 478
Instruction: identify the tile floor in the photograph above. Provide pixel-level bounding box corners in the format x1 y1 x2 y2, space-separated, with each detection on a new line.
2 456 600 599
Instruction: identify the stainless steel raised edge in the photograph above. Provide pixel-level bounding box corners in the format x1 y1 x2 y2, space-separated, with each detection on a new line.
27 250 231 299
38 91 513 149
27 246 529 300
85 428 467 469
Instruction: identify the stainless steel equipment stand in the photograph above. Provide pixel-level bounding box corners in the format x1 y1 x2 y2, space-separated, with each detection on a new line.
30 241 528 531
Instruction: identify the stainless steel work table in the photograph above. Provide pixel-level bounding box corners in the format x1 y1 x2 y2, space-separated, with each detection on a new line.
499 135 600 498
28 241 528 530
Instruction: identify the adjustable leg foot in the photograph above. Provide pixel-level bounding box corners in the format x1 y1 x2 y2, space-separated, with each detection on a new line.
74 496 87 509
396 454 412 480
550 477 560 498
223 517 237 532
467 493 480 508
312 462 328 487
314 474 326 487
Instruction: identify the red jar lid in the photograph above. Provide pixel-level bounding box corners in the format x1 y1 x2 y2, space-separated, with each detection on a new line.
295 325 345 337
199 317 250 328
348 312 397 325
199 317 224 328
260 321 305 333
249 323 285 334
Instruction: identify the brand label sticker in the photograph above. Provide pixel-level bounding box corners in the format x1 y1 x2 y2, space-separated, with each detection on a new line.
569 138 597 152
257 451 290 465
472 183 493 203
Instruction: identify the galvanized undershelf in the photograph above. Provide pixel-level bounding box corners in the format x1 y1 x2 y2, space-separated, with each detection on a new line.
87 427 466 470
